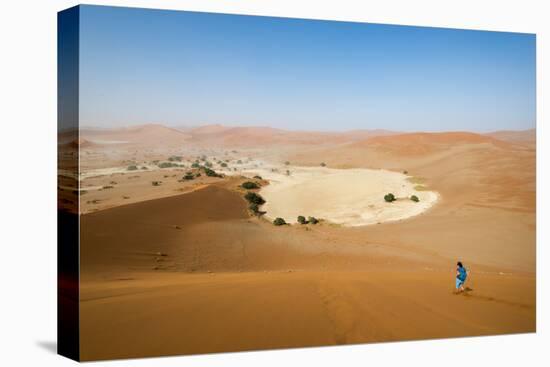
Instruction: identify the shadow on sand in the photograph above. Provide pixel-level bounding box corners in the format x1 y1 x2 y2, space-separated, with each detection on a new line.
454 288 533 309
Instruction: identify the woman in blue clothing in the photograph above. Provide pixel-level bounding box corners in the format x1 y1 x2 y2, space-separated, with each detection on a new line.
455 261 468 293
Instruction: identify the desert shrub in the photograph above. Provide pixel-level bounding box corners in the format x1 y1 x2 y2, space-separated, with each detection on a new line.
237 160 243 164
127 165 138 171
168 156 182 162
253 175 262 180
244 192 265 205
203 167 222 177
297 215 307 224
273 217 287 226
241 181 259 189
221 162 228 168
183 173 194 180
204 161 213 168
285 161 290 165
308 216 319 224
141 166 148 170
410 195 420 202
152 181 161 186
403 170 408 174
191 162 200 168
102 185 114 190
158 162 178 168
384 193 396 202
320 162 326 167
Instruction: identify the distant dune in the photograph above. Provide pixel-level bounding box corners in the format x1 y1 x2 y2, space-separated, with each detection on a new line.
290 130 535 213
187 124 399 147
486 129 536 145
80 123 192 146
356 131 511 156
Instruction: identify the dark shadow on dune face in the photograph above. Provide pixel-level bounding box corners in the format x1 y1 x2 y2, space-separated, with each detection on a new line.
36 340 57 354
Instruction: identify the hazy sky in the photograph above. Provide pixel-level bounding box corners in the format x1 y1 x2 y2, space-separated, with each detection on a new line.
79 5 536 132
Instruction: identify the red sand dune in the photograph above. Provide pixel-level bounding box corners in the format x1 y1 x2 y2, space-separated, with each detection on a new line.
356 131 511 155
189 124 399 147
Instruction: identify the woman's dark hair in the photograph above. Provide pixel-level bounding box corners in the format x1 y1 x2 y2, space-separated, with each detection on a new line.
457 261 463 268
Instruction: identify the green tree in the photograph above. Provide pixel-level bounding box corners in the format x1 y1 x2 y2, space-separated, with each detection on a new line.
297 216 307 224
308 216 319 224
244 192 265 205
384 193 396 202
273 217 287 226
204 167 222 177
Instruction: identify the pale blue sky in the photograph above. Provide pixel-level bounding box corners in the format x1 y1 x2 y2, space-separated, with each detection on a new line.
79 5 536 132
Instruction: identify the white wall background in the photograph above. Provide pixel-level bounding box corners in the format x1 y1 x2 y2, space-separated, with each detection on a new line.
0 1 547 366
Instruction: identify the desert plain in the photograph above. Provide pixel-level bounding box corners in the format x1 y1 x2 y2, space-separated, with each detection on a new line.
58 124 536 360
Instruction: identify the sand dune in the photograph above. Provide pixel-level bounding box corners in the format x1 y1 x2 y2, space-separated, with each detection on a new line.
188 124 399 147
354 131 511 156
486 129 536 145
74 124 535 360
79 182 535 360
80 124 192 146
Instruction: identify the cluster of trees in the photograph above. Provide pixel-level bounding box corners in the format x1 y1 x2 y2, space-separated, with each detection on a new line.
168 156 182 162
297 216 319 224
158 162 182 169
384 193 420 203
203 167 223 178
